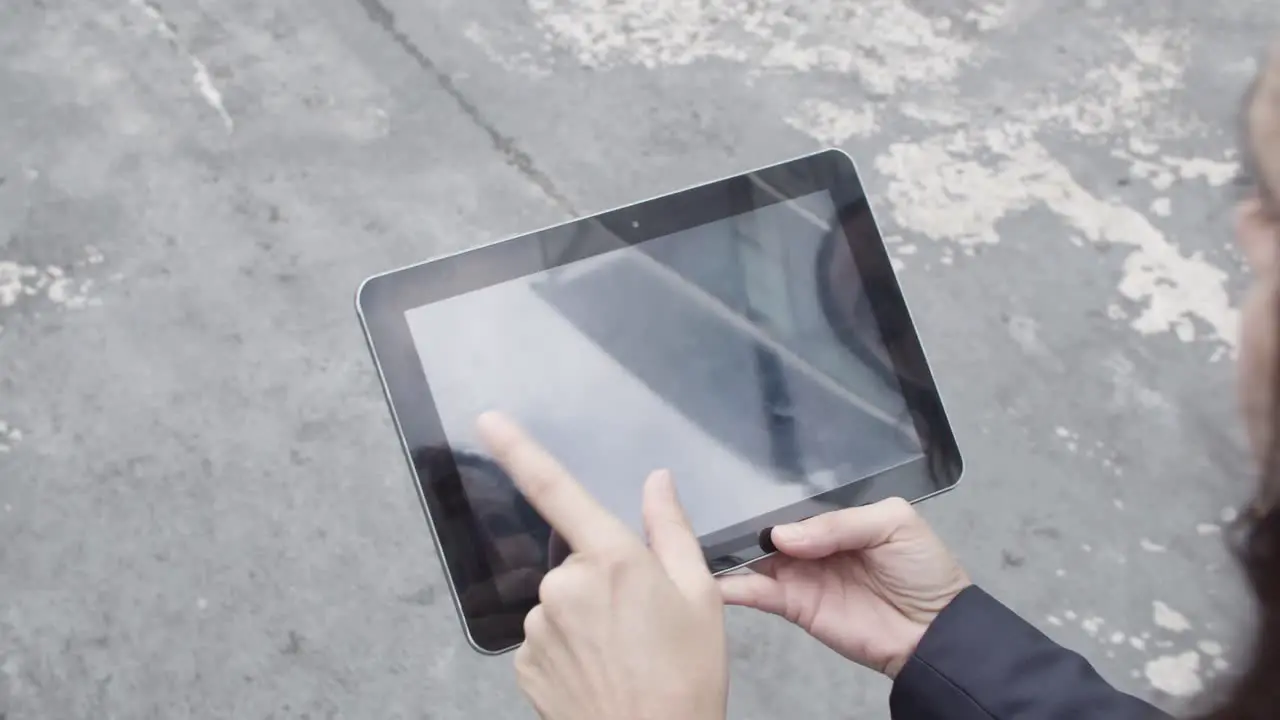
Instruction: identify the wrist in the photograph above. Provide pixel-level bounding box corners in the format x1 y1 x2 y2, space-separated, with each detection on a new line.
884 582 973 678
883 622 929 679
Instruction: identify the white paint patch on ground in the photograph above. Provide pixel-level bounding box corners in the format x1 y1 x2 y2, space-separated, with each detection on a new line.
1130 637 1147 651
1151 197 1172 217
1222 507 1240 524
1153 601 1192 633
1118 152 1219 192
129 0 234 132
963 0 1016 31
48 275 98 309
1081 616 1104 637
0 420 22 453
1047 615 1064 626
1165 156 1239 187
1145 652 1204 698
1140 538 1167 553
864 25 1238 350
874 132 1018 248
1197 523 1221 535
0 261 99 310
875 129 1238 347
1023 146 1235 346
1032 29 1195 141
1052 426 1082 454
1022 29 1236 346
900 102 970 128
1198 640 1224 656
0 262 39 307
528 0 978 94
784 99 877 146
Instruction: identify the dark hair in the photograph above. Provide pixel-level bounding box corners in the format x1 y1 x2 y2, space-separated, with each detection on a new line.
1204 42 1280 720
1206 509 1280 718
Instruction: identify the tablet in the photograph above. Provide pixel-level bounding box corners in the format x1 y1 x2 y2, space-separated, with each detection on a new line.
356 149 962 654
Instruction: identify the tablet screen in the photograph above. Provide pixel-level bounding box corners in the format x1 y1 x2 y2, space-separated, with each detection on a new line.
404 190 923 552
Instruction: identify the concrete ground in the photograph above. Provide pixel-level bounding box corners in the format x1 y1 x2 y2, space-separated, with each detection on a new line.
1 0 1275 717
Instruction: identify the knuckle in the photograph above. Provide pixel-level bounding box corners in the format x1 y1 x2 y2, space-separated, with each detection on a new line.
537 564 582 608
537 548 646 613
569 547 639 596
522 604 548 640
597 546 642 577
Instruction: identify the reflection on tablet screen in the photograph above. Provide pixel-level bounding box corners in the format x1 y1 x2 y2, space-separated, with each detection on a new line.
404 190 924 541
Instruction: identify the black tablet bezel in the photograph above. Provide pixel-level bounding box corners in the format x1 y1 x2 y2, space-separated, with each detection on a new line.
356 149 963 654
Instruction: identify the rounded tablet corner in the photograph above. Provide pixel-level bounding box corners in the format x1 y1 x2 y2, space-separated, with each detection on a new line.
461 617 521 657
355 273 384 317
948 451 967 493
824 146 860 171
916 449 965 506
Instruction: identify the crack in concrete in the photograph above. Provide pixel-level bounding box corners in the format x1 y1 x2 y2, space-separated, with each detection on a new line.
130 0 235 133
355 0 576 214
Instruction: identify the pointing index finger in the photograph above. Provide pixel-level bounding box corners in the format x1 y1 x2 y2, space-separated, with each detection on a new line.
476 412 635 554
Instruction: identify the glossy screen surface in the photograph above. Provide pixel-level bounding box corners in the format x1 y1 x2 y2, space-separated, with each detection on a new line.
356 151 962 652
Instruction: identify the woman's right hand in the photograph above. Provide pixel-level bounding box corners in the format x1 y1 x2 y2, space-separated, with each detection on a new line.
717 498 970 678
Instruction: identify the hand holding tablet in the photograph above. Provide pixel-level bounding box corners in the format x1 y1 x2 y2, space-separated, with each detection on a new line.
356 149 962 652
719 498 971 678
472 410 969 720
476 412 728 720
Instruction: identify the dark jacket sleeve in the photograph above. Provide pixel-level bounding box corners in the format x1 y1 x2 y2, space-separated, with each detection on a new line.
889 586 1168 720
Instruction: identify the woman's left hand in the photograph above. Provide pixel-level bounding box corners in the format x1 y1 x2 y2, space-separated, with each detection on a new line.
478 412 728 720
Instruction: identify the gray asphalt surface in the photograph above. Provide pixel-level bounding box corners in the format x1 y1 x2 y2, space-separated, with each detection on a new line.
2 1 1275 717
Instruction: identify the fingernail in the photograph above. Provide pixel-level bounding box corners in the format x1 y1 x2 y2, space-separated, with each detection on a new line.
773 524 804 544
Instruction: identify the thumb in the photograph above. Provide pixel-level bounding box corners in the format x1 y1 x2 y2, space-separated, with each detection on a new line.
770 498 916 559
717 573 788 617
642 470 713 594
